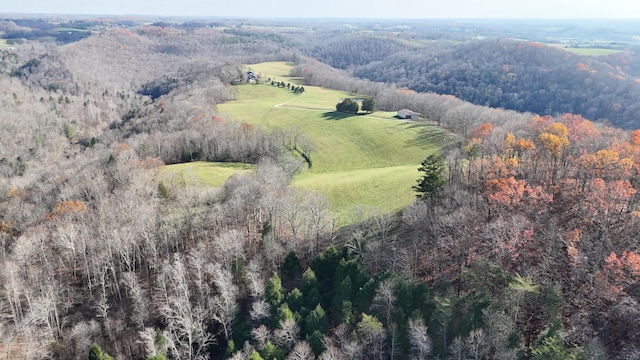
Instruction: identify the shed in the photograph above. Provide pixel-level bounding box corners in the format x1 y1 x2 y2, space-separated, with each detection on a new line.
397 109 419 120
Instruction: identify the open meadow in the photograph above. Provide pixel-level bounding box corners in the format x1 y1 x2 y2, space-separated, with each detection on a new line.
161 161 253 187
170 62 452 222
560 47 620 56
230 63 452 217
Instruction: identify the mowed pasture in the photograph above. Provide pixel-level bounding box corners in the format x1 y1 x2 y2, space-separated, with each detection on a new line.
223 62 453 217
174 62 453 221
161 162 253 187
561 47 620 56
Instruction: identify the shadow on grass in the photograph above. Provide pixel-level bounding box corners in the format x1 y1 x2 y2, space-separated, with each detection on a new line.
401 122 459 148
321 111 360 120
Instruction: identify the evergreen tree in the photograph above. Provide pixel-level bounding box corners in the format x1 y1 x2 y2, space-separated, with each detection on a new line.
362 97 376 113
157 181 170 200
286 288 304 313
306 330 325 355
305 304 329 335
262 341 285 360
281 251 302 281
413 153 445 200
265 272 284 307
88 343 113 360
336 98 359 114
300 268 318 294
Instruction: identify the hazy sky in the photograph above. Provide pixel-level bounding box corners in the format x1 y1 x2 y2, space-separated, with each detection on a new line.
3 0 640 19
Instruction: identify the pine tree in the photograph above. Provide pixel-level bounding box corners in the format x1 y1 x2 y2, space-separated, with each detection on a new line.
413 153 445 200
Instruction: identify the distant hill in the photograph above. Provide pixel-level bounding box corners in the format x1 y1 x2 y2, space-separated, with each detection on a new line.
315 38 640 129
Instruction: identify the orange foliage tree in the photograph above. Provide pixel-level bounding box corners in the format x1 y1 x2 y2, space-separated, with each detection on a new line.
561 113 600 144
595 251 640 302
579 149 634 180
469 122 494 140
46 200 87 220
485 176 552 214
538 133 568 157
581 179 636 225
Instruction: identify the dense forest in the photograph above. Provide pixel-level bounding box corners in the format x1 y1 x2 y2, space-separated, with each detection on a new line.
303 35 640 129
2 16 640 360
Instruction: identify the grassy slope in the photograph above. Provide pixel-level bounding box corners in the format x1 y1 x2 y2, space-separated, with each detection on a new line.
161 162 253 187
215 62 452 220
562 48 620 56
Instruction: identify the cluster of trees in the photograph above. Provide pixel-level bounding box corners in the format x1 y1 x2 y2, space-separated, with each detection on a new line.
225 246 436 359
335 98 360 114
271 80 305 93
335 97 375 114
398 112 640 358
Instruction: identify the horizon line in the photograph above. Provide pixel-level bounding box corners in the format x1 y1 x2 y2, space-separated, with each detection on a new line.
2 13 640 21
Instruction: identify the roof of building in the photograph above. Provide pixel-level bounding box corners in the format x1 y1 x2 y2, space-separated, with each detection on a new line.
398 109 419 116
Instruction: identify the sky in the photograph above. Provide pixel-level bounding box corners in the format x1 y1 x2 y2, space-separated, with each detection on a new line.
3 0 640 19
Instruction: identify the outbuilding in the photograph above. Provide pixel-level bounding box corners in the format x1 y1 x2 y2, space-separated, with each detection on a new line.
397 109 419 120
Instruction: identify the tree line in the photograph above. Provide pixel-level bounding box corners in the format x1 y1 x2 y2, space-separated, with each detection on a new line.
300 33 640 129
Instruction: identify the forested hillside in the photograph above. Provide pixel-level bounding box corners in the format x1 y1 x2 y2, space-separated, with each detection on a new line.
2 17 640 360
350 39 640 129
298 32 640 129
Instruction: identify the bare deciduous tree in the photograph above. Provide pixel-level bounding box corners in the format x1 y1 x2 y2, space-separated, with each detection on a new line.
251 324 271 351
157 255 213 360
213 230 245 269
250 299 271 323
122 272 148 329
408 318 432 360
209 263 239 342
246 258 266 299
287 340 314 360
318 345 346 360
274 318 300 351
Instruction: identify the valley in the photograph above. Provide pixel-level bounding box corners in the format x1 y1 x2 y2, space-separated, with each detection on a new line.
1 14 640 360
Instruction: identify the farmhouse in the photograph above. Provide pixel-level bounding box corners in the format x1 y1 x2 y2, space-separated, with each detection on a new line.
397 109 419 119
247 70 256 83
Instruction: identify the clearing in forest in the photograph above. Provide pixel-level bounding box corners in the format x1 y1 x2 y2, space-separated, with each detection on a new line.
161 162 253 187
561 47 620 56
175 62 453 221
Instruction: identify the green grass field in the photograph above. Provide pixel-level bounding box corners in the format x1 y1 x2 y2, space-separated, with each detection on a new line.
293 164 423 218
218 62 451 220
0 39 10 48
562 47 620 56
161 162 253 187
219 82 448 172
246 62 295 78
167 61 452 223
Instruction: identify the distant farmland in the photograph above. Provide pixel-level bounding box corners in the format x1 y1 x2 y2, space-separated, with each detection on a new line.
560 47 620 56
